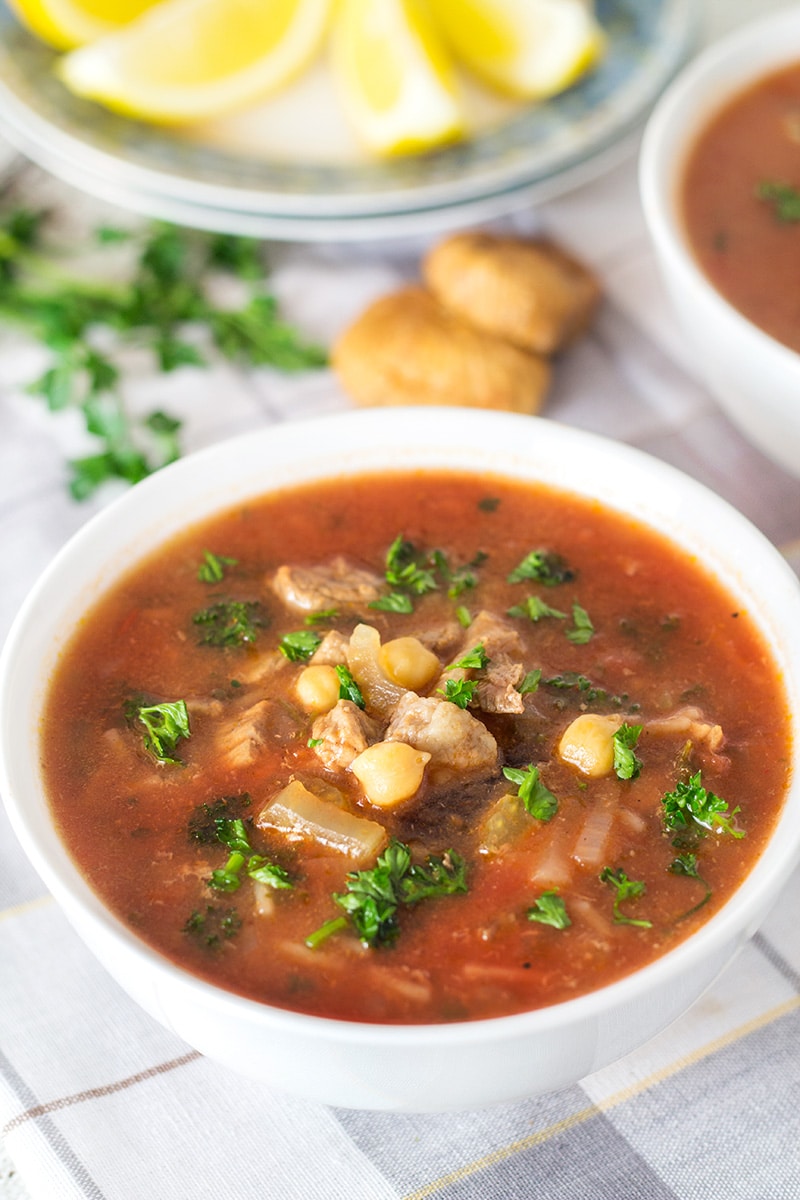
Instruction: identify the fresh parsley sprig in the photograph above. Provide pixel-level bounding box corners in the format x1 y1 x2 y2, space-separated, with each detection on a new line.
527 889 571 929
613 723 643 780
125 698 191 764
305 839 467 949
0 207 326 499
668 852 712 920
599 866 652 928
661 771 744 839
502 764 558 821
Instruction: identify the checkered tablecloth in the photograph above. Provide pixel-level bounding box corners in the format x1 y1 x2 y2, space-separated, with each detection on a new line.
2 3 800 1197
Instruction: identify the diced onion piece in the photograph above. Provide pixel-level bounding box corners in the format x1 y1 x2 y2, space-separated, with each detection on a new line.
529 825 573 888
347 623 409 718
253 881 276 917
256 779 387 862
570 804 613 868
350 741 430 808
378 636 440 690
295 664 340 714
557 713 622 777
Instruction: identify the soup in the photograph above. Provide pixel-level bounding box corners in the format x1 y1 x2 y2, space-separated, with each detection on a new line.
41 471 790 1024
682 61 800 354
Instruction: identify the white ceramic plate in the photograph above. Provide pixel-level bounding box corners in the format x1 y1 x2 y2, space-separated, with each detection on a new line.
0 0 696 239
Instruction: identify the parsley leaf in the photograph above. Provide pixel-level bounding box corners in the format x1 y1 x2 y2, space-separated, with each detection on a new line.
307 839 467 949
127 698 190 764
565 602 594 644
0 208 326 499
384 535 438 596
527 889 571 929
502 764 558 821
507 595 567 622
335 664 365 709
599 866 652 928
279 629 323 662
613 723 643 780
369 592 415 614
188 795 251 844
661 771 744 839
507 549 575 586
193 600 264 646
446 643 489 671
438 678 478 708
668 852 712 920
197 550 237 583
183 905 241 948
400 851 468 904
517 668 542 695
757 180 800 222
207 816 293 894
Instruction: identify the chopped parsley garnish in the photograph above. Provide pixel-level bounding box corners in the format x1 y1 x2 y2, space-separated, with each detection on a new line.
757 180 800 222
307 736 324 748
478 496 500 512
279 629 323 662
507 595 567 622
431 549 487 598
335 664 365 709
446 643 489 672
371 535 486 612
369 592 415 614
127 698 190 764
455 605 472 628
599 867 652 928
384 535 438 596
197 549 237 583
193 599 264 646
543 672 636 711
306 839 467 950
668 852 712 920
527 890 571 929
565 602 594 644
517 668 542 695
613 723 643 780
207 815 292 894
507 549 575 586
183 905 242 947
438 678 478 708
502 764 558 821
304 608 338 625
661 771 744 839
188 794 251 844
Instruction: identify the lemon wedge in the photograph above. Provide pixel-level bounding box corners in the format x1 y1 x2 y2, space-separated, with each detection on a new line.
58 0 333 123
330 0 464 157
6 0 159 51
428 0 605 99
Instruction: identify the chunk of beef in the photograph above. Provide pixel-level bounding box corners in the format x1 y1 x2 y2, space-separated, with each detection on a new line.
439 609 525 714
215 699 300 770
311 699 382 771
272 556 384 613
384 692 498 776
215 699 273 770
310 629 350 665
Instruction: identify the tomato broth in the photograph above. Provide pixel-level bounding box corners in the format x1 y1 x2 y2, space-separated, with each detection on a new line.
41 471 791 1023
682 61 800 353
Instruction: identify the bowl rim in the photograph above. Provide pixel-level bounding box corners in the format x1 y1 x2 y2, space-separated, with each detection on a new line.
2 406 800 1046
638 4 800 375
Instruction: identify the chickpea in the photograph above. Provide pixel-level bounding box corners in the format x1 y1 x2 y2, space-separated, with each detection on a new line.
378 636 440 690
295 664 340 715
349 741 431 808
557 713 622 778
